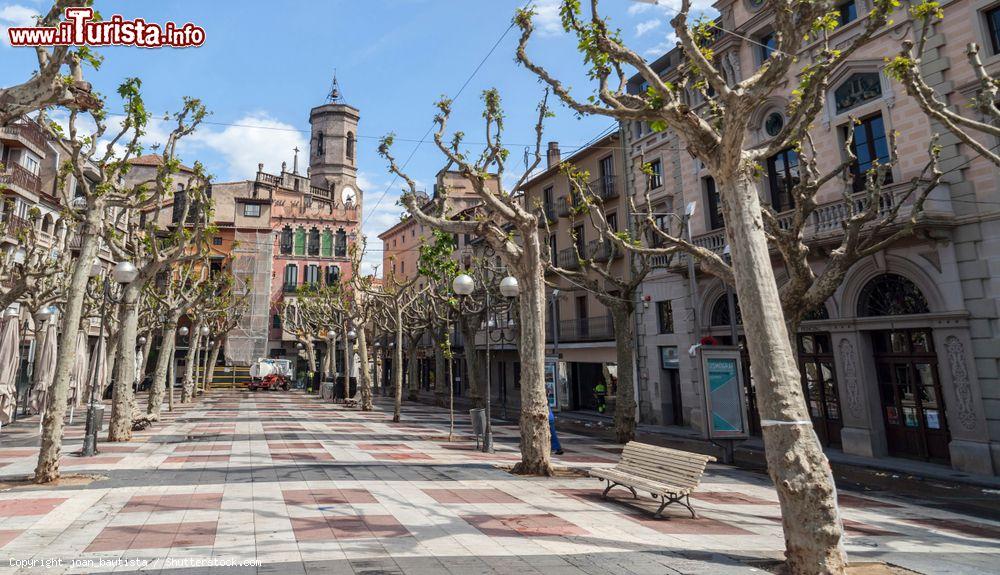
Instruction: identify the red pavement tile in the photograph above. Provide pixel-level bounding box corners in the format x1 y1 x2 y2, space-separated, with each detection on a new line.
693 492 776 505
625 513 751 535
290 515 409 540
283 489 377 506
122 493 223 513
267 441 324 449
371 452 431 461
92 444 142 453
0 530 22 548
163 454 230 464
0 498 66 517
357 443 412 451
0 449 38 458
173 444 230 453
90 521 215 551
464 514 587 537
424 489 522 504
270 451 334 462
907 518 1000 540
553 454 617 463
843 519 900 537
60 455 124 467
838 494 901 508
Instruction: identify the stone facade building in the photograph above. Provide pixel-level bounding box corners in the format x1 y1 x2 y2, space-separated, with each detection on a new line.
623 0 999 476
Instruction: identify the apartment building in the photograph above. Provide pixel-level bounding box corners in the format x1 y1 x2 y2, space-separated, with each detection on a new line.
626 0 999 475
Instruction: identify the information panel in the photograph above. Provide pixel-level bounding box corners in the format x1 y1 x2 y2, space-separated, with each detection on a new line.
700 348 749 439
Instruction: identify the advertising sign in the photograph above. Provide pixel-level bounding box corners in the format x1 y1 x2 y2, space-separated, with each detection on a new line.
700 347 748 439
544 359 558 409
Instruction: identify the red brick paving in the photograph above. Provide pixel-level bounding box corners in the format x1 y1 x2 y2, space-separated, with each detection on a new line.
371 452 431 461
59 455 123 467
843 519 900 537
0 498 66 517
270 451 334 462
357 443 412 451
424 489 522 504
0 530 21 548
267 441 324 449
283 489 378 506
463 514 587 537
838 494 901 508
122 493 223 513
86 521 217 552
694 492 776 505
163 454 230 463
290 515 409 540
907 517 1000 540
173 444 230 453
625 513 752 535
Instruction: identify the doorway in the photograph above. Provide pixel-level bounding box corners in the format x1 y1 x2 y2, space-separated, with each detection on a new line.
798 333 842 447
570 362 603 411
872 329 950 463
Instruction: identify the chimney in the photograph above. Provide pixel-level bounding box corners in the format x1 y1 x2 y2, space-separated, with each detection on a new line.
546 141 561 169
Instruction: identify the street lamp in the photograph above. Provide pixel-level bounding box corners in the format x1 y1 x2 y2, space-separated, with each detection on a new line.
82 261 136 457
138 336 147 346
452 274 474 296
178 326 189 337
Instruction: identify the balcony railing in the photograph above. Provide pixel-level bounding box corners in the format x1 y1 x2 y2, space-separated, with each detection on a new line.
547 316 615 343
555 196 572 217
0 121 47 152
536 204 556 227
591 175 619 202
0 163 42 195
255 171 282 186
586 240 620 262
556 247 581 270
1 214 31 239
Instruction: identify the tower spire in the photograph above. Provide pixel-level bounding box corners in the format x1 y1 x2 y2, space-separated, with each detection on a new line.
327 71 343 103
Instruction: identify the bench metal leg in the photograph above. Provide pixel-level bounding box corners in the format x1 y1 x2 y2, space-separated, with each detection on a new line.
651 493 698 519
600 480 637 500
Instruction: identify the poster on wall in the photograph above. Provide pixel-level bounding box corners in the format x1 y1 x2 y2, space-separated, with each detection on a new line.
544 359 558 410
700 347 749 439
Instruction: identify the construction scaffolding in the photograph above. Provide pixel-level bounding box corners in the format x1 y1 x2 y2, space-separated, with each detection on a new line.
226 230 273 366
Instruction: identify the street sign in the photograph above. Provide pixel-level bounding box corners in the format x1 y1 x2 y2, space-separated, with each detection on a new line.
699 347 749 439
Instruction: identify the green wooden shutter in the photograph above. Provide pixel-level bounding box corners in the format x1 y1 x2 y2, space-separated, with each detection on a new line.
293 227 305 256
321 230 333 257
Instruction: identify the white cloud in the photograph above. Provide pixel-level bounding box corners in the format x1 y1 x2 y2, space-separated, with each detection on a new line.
0 4 39 46
635 19 661 37
532 0 564 37
626 0 716 17
187 112 306 181
644 31 679 57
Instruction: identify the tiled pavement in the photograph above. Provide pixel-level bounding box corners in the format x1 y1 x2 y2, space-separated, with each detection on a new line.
0 391 998 574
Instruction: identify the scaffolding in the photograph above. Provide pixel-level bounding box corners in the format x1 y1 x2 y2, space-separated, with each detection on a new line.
226 230 273 366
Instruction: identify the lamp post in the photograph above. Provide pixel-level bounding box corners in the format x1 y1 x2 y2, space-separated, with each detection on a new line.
347 329 357 399
82 260 137 457
171 326 189 411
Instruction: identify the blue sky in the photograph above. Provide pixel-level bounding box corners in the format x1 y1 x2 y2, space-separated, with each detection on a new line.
1 0 715 272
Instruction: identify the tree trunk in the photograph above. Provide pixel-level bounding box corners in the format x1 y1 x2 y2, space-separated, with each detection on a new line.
103 329 120 399
34 228 100 483
357 328 373 410
460 318 484 408
181 327 201 403
108 283 141 442
147 319 178 420
610 302 637 443
720 172 846 572
406 336 420 401
392 322 404 422
510 233 552 476
204 341 222 392
137 331 153 384
167 347 175 412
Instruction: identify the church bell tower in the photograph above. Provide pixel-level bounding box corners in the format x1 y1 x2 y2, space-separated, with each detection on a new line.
308 74 360 209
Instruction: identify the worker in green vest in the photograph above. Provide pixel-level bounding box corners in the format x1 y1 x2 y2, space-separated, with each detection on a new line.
594 380 607 414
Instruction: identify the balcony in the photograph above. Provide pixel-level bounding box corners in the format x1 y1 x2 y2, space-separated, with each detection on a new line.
1 214 31 240
547 316 615 343
0 163 42 196
556 247 581 270
586 239 620 263
0 121 47 155
536 204 556 227
591 175 619 202
555 196 572 217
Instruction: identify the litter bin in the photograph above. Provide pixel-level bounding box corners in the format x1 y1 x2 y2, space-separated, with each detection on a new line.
91 403 105 432
320 382 336 401
469 408 486 449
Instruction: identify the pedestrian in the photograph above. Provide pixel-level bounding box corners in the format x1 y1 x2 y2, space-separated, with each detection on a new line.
594 379 607 414
549 405 564 455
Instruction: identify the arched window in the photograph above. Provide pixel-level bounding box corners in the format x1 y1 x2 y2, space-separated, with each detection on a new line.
335 228 347 257
710 294 742 327
321 229 333 257
279 226 293 255
317 131 325 156
857 273 929 317
308 227 320 256
803 305 830 322
834 73 882 114
346 132 355 160
41 214 53 234
293 227 306 256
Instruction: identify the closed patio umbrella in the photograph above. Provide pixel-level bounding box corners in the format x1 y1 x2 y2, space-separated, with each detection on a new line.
84 334 107 406
29 320 58 418
68 330 89 422
0 315 21 429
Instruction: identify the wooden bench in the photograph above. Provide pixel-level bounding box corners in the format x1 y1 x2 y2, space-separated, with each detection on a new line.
589 441 716 519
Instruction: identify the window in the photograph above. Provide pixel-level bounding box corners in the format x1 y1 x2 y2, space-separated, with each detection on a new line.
283 264 298 291
599 155 615 196
401 261 405 273
172 189 187 224
764 112 784 137
243 203 261 217
305 264 320 286
346 132 355 160
293 227 306 256
705 177 724 230
606 212 618 232
212 237 223 246
21 154 39 175
648 159 663 189
834 73 882 114
308 227 320 256
272 314 282 329
766 148 799 212
711 294 742 326
989 6 1000 54
573 225 585 255
857 273 929 317
758 31 776 62
325 265 340 285
335 228 347 257
317 131 325 156
656 300 674 334
836 1 856 26
848 113 892 191
279 226 293 254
